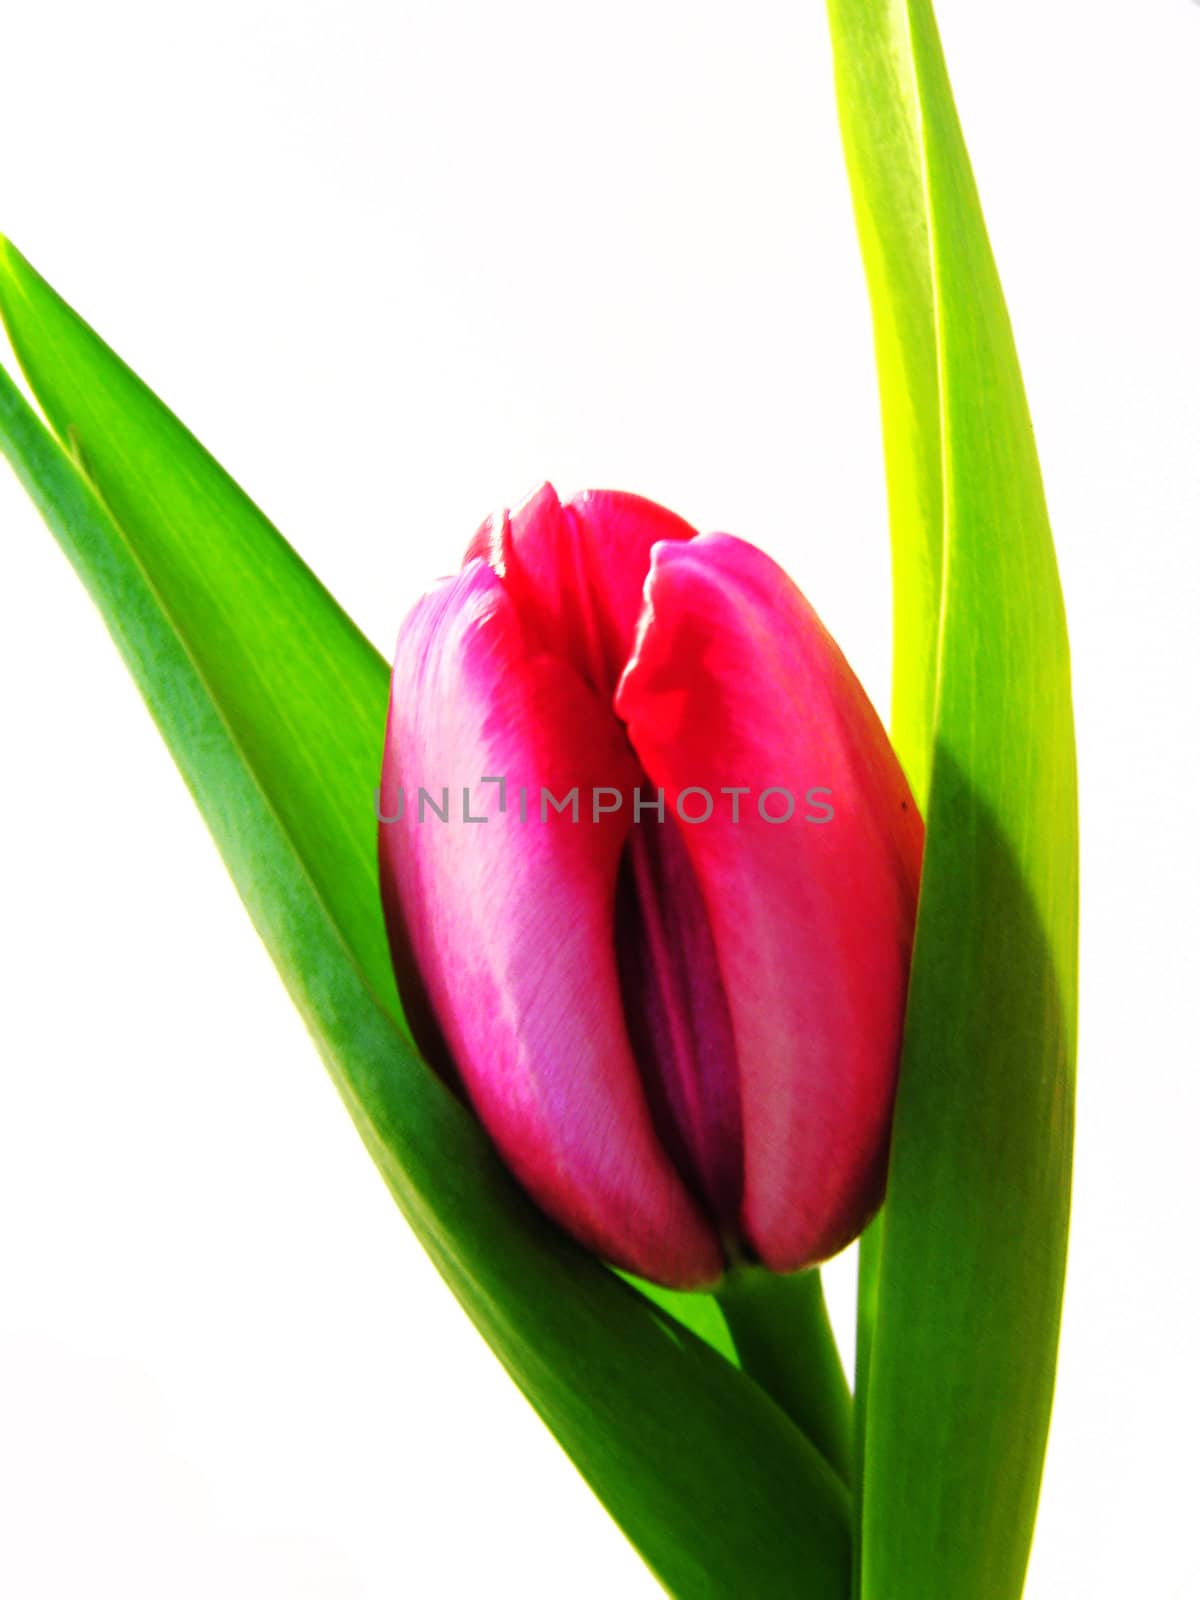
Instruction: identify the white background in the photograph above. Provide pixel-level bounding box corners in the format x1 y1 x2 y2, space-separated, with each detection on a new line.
1 2 1196 1595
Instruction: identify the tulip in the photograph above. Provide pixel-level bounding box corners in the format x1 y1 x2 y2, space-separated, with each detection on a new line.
378 484 923 1288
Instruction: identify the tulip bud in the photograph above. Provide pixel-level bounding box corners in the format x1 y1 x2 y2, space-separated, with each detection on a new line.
379 485 922 1288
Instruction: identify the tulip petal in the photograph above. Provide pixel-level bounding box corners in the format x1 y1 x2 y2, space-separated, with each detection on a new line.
466 483 697 693
616 534 923 1271
615 811 744 1234
380 557 723 1286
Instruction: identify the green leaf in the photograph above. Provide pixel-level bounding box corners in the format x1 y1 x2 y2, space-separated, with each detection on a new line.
826 5 1078 1599
0 243 852 1598
0 239 403 1030
823 0 945 1549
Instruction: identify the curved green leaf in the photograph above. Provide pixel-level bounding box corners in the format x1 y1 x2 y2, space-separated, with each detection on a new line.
0 245 852 1597
0 238 402 1028
826 4 1078 1598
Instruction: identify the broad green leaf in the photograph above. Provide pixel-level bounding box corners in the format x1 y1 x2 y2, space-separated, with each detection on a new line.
826 5 1078 1599
0 247 852 1596
0 240 402 1028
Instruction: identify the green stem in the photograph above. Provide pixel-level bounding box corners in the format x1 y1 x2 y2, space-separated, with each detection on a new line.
716 1265 853 1484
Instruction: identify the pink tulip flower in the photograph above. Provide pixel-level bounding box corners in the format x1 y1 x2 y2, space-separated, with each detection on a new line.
379 485 923 1288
